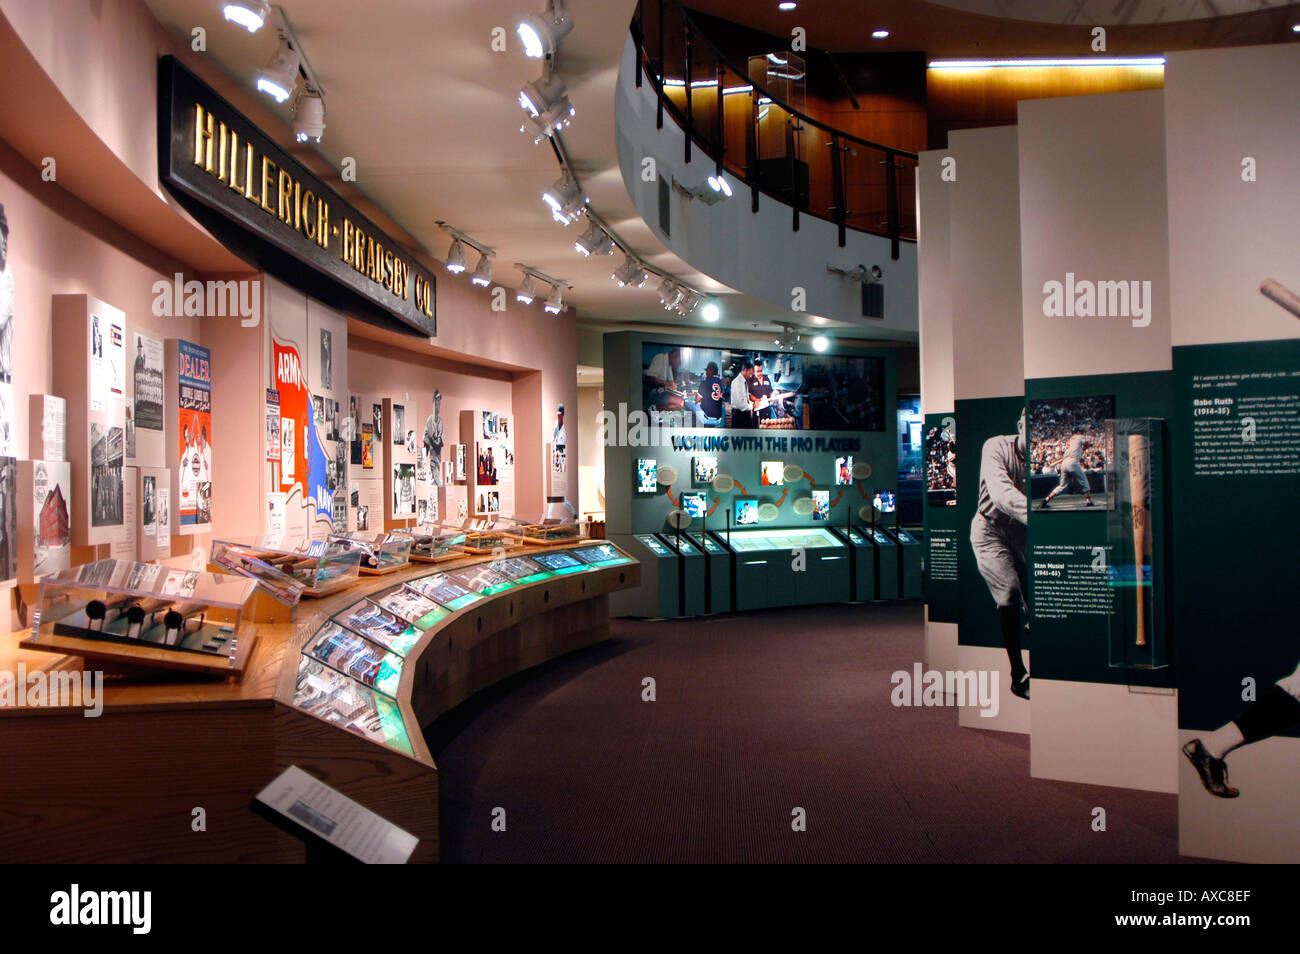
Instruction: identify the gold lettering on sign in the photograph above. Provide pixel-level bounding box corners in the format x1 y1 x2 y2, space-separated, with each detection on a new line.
278 168 293 224
193 104 214 172
243 142 257 203
227 131 243 193
302 190 316 241
184 97 425 315
260 156 276 213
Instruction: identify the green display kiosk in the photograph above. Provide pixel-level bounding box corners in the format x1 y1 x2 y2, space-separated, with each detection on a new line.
867 526 900 600
715 527 850 610
884 527 923 599
830 525 879 602
688 531 732 615
656 531 708 618
609 533 680 618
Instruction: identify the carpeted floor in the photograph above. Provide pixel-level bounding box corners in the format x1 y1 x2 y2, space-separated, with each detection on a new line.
425 601 1198 863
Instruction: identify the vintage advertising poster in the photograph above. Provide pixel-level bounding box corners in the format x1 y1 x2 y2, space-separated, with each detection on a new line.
361 422 374 469
176 340 212 529
31 460 72 576
265 389 281 461
132 333 165 431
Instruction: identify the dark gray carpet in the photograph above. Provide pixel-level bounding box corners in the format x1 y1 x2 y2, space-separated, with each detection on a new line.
425 601 1196 863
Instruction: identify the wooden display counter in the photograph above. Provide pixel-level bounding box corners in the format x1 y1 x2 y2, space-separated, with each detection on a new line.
0 542 639 863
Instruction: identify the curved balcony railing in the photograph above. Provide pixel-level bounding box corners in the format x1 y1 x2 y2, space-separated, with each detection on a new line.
632 0 918 259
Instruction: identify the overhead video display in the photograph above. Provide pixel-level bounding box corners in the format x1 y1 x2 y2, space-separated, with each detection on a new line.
641 343 884 431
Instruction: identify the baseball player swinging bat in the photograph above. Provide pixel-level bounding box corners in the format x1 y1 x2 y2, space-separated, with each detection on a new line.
1129 434 1149 647
1260 279 1300 319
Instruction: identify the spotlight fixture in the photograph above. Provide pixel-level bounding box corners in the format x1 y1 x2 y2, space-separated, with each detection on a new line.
223 0 270 32
542 172 587 225
872 29 890 39
574 222 614 257
445 238 467 274
778 2 797 9
658 278 685 311
256 38 301 103
519 73 576 143
672 174 733 205
827 262 883 283
436 222 498 284
517 0 574 60
516 273 538 304
677 289 705 316
812 334 830 352
612 256 650 288
700 299 721 322
470 250 494 287
515 264 569 310
544 283 568 314
293 89 325 143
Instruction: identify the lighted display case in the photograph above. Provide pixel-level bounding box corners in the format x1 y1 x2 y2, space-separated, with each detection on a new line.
1106 417 1167 670
210 539 307 605
24 559 258 675
331 600 423 656
291 656 413 755
210 537 362 596
396 526 465 563
713 526 849 609
329 530 413 573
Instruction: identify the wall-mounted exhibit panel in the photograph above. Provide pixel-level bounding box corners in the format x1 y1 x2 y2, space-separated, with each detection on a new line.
50 295 128 548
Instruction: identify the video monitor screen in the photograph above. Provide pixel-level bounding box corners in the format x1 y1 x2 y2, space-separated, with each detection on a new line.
874 490 896 513
692 456 718 486
682 492 707 519
636 458 658 494
812 489 830 521
834 456 854 486
734 498 759 526
760 461 784 486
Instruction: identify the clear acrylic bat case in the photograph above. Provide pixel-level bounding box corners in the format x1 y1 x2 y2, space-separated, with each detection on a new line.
209 537 362 595
26 559 259 675
1105 418 1167 670
328 531 413 572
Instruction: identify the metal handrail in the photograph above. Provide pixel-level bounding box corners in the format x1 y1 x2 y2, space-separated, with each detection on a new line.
679 8 917 161
632 0 917 256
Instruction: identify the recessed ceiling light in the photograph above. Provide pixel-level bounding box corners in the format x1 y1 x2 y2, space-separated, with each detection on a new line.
700 300 721 322
778 2 797 10
812 335 830 352
872 29 890 39
1293 22 1300 32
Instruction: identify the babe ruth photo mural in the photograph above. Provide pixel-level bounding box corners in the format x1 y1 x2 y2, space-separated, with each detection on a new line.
970 407 1031 701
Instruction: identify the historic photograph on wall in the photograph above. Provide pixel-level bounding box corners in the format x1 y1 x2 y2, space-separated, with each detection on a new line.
31 460 71 576
1029 395 1114 511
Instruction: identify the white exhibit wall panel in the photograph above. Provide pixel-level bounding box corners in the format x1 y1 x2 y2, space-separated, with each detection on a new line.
1018 90 1173 376
1165 45 1300 347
